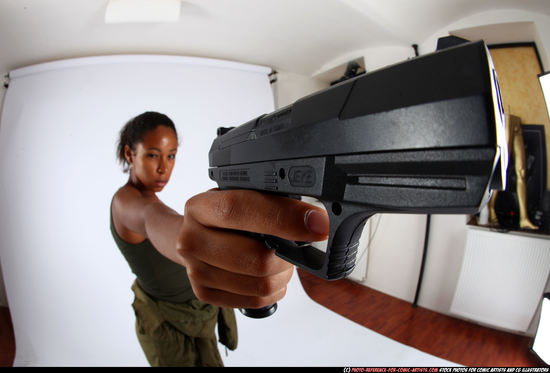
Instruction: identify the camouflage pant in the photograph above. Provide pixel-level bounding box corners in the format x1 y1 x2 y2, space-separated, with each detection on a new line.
131 281 237 367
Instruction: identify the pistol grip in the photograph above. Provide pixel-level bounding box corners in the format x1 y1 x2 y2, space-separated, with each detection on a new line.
239 203 373 318
270 202 374 280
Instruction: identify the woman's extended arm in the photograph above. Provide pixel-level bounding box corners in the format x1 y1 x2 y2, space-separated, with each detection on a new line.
113 187 329 309
112 186 186 264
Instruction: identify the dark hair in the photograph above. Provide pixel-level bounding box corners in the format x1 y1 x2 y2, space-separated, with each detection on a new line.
116 111 178 172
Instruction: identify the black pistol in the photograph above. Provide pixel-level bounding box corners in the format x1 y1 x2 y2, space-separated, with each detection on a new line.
208 40 508 318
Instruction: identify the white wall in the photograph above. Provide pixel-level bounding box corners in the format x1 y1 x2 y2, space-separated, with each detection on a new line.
314 45 415 77
272 70 327 108
420 10 550 69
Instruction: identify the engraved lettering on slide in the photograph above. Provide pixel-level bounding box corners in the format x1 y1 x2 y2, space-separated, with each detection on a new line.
289 166 316 187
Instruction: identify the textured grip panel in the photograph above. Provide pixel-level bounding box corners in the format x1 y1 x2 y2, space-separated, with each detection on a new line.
327 240 359 280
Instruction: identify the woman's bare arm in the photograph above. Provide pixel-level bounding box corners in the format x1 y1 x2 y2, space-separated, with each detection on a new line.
113 187 330 309
112 186 185 264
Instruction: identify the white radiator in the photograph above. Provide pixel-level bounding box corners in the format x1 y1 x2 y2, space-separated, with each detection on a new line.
451 227 550 332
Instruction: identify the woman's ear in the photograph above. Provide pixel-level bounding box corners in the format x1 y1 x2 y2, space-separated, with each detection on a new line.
124 145 133 167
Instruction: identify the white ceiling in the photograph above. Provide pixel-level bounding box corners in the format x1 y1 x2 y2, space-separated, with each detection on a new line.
1 0 549 76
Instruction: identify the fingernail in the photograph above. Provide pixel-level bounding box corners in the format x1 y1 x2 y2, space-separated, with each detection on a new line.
305 210 329 236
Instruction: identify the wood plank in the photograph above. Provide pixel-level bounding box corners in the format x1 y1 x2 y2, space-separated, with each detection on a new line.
0 307 15 367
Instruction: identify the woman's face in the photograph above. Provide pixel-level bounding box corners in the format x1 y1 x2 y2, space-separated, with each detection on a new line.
125 126 178 193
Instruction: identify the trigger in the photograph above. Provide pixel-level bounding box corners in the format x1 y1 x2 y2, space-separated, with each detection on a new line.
264 237 278 250
263 237 310 250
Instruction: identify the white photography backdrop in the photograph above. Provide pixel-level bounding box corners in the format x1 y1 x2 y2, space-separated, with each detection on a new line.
0 55 455 367
0 55 273 366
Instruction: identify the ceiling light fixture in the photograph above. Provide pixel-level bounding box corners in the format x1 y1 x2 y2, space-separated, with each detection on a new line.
105 0 181 24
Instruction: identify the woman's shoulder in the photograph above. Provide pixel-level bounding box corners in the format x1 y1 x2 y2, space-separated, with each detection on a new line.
114 184 139 202
111 185 142 222
114 183 156 204
111 184 151 244
112 184 162 219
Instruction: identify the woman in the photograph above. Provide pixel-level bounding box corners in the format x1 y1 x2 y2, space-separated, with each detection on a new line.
110 111 329 366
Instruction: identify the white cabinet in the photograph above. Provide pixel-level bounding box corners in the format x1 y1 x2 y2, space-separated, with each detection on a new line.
451 227 550 332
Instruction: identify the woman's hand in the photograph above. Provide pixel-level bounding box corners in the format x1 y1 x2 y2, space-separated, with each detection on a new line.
178 189 330 309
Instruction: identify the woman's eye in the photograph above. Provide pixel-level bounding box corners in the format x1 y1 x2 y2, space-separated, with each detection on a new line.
168 154 176 160
147 153 158 158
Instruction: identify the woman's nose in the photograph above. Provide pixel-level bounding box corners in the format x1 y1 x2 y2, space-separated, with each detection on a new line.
157 160 167 174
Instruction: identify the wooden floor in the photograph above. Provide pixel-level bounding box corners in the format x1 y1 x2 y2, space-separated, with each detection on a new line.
0 274 546 367
0 307 14 367
297 268 546 367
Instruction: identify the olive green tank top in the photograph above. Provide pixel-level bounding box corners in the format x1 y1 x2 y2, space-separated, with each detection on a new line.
110 204 196 303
